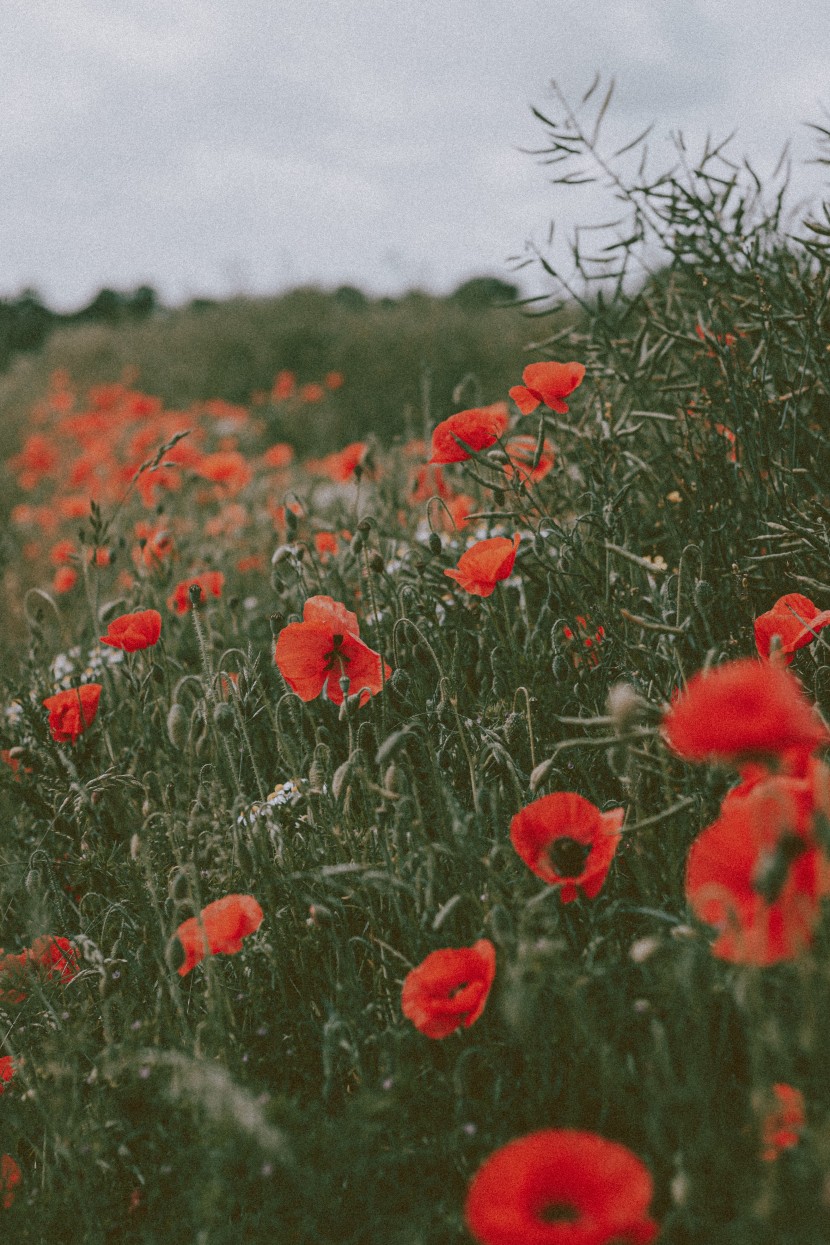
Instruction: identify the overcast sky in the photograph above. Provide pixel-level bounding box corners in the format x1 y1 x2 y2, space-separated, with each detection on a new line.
1 0 828 309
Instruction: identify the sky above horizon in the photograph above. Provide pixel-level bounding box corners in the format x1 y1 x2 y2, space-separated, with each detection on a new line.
1 0 828 310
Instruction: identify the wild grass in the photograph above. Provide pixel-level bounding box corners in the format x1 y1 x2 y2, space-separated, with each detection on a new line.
1 84 830 1242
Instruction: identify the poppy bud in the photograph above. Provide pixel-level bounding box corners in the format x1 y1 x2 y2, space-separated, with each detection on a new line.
695 580 714 609
368 552 385 574
608 682 645 732
269 613 284 637
428 533 442 556
212 703 235 733
308 743 330 792
188 583 203 608
389 668 410 694
285 508 299 536
357 517 373 534
551 655 570 680
166 704 189 750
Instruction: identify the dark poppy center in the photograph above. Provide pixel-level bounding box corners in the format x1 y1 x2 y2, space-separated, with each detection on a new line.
538 1201 579 1224
546 836 592 878
323 634 346 672
448 980 470 999
752 832 807 904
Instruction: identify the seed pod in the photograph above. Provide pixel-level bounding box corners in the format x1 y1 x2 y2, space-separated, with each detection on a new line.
166 703 189 750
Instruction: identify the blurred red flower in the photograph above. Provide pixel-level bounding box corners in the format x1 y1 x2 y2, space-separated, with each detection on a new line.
465 1129 658 1245
52 566 78 595
429 405 509 465
401 939 496 1039
43 684 102 744
761 1084 805 1161
444 534 519 597
168 571 225 613
563 615 605 668
174 894 264 976
307 441 368 482
509 361 586 416
755 593 830 664
0 1057 15 1094
685 769 830 966
325 371 344 390
0 1155 21 1210
274 595 391 706
510 792 624 901
196 451 253 494
100 609 162 652
663 658 828 767
263 443 295 469
0 935 80 1004
272 370 296 401
502 434 555 485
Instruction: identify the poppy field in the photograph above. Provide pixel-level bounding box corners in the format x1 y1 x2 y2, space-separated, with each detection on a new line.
2 96 830 1243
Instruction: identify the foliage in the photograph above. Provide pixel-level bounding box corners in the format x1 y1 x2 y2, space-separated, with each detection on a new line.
1 82 830 1242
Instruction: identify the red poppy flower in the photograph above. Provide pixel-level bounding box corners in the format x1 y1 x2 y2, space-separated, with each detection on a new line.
465 1129 658 1245
761 1084 805 1161
49 539 75 566
274 595 391 706
167 571 225 613
685 771 830 966
43 684 102 744
509 361 586 416
28 935 80 984
272 370 296 401
174 893 264 976
663 659 828 767
196 451 253 494
0 936 80 1004
300 382 325 403
429 405 509 465
0 1057 15 1093
0 1155 21 1210
263 443 294 469
503 435 555 485
53 566 78 594
510 793 624 902
99 609 162 652
325 371 344 390
563 616 605 669
401 939 496 1039
755 594 830 664
307 441 369 482
444 535 520 598
313 531 339 559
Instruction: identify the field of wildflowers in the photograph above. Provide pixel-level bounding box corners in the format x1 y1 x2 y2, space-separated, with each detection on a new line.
2 90 830 1242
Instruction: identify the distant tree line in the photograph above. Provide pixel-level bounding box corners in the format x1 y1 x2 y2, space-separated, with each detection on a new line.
0 277 518 375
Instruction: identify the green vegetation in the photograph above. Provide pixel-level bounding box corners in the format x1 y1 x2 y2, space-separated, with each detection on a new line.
1 84 830 1242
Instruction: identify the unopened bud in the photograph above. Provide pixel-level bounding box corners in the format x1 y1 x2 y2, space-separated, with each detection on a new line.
212 703 235 733
166 703 189 750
